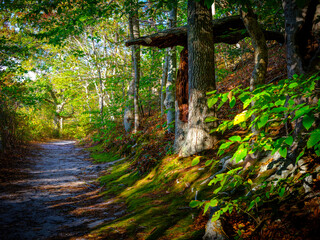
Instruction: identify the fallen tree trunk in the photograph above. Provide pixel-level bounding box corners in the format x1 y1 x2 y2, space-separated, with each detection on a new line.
125 15 284 48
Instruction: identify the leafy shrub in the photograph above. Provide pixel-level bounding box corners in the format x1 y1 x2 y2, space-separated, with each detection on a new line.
192 73 320 236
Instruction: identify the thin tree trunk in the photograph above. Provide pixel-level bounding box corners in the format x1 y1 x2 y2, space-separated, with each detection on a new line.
179 0 217 157
98 68 104 122
129 11 141 133
240 4 268 165
84 79 92 121
148 50 154 116
124 79 134 132
165 2 177 133
60 117 63 131
90 29 104 122
161 51 169 116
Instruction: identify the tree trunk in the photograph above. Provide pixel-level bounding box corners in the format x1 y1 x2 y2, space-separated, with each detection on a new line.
240 6 268 91
90 29 104 122
60 117 63 131
240 4 268 154
282 0 305 78
160 51 169 116
129 13 141 133
282 0 320 160
174 47 188 152
53 114 60 137
84 79 92 121
165 2 177 133
282 0 320 78
179 0 216 157
98 68 104 122
148 49 155 116
124 79 134 132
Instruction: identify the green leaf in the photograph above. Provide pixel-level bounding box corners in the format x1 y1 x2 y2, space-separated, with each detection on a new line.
293 106 312 120
211 211 221 221
266 191 270 199
257 115 268 129
279 187 285 197
227 167 243 175
272 107 287 113
230 96 236 108
302 114 315 130
228 205 233 214
221 92 229 103
248 200 255 211
209 199 218 207
284 136 293 146
191 156 201 166
307 129 320 148
205 116 218 122
296 148 305 163
208 96 219 108
275 99 286 106
289 82 299 88
234 147 247 162
220 141 233 150
243 98 252 109
213 186 223 194
204 203 210 214
206 90 217 95
190 200 202 208
279 147 287 158
205 159 213 166
229 135 241 142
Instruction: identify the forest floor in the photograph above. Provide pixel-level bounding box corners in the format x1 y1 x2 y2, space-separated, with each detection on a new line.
0 141 125 240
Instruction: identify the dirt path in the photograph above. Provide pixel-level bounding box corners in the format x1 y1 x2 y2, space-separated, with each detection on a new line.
0 141 119 240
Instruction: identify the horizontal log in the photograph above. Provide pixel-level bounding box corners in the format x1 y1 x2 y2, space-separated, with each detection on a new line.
125 15 284 48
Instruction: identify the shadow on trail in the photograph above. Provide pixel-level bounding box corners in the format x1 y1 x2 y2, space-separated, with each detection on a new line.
0 140 119 240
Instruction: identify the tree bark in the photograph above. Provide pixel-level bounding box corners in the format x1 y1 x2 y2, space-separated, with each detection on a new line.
160 51 168 116
164 2 177 133
174 47 188 152
241 6 268 91
179 0 216 157
124 79 134 132
282 0 320 78
90 29 104 122
129 12 141 133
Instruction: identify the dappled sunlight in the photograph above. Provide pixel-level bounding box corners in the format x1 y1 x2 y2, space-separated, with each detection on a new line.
0 141 123 239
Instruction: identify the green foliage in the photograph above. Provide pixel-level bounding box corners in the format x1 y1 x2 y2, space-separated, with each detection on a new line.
203 73 320 224
208 74 320 163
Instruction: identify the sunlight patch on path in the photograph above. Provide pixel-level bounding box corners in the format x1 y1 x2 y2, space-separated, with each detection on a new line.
0 140 119 239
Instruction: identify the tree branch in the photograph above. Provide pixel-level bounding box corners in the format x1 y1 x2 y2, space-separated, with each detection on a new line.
125 15 284 48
